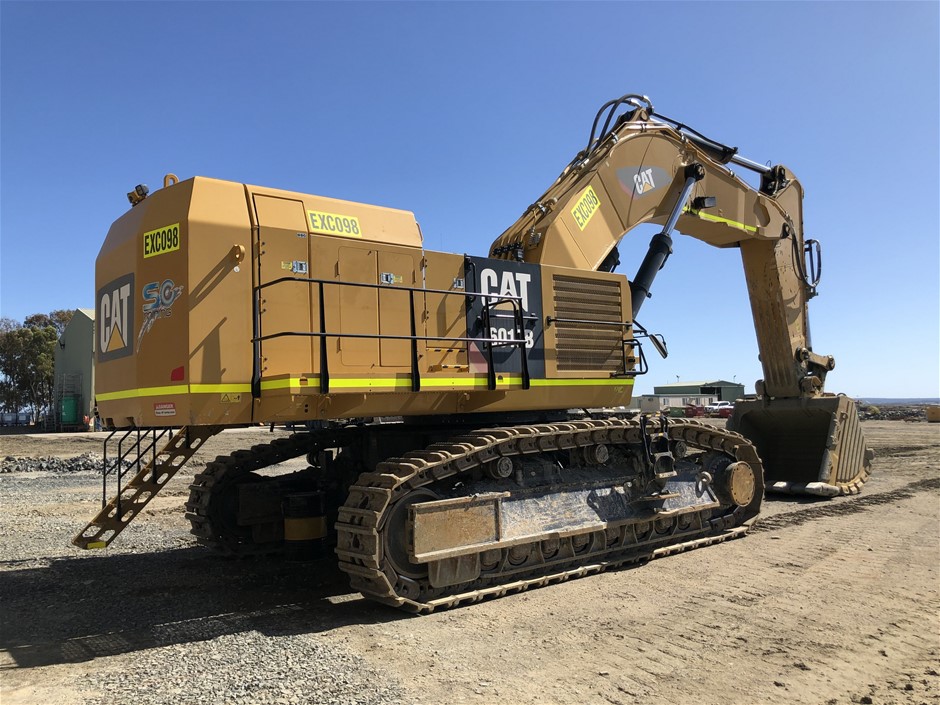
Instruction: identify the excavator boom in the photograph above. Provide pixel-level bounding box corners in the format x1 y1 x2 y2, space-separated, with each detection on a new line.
489 94 871 494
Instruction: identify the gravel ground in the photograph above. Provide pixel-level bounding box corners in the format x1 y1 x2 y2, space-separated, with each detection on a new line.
80 631 406 705
1 422 938 705
1 454 114 474
1 428 409 705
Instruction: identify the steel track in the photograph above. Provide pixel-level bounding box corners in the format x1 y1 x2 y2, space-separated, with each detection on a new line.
182 419 763 611
185 434 317 554
334 418 764 613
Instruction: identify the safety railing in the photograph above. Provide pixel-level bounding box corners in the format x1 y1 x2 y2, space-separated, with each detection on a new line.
545 315 648 378
251 276 532 396
77 426 219 550
101 427 174 511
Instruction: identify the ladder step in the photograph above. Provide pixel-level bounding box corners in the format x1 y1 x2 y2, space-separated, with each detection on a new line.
72 425 222 550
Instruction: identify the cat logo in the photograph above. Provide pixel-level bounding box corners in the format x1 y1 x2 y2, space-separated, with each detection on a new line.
97 273 135 361
479 268 532 311
616 165 668 199
633 168 656 194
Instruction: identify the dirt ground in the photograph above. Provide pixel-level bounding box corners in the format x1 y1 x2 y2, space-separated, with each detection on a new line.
1 420 938 705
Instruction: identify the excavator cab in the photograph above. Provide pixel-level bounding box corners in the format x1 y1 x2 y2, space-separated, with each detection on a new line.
729 395 872 496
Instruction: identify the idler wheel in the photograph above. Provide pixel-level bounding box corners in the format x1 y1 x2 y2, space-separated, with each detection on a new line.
716 461 756 507
508 543 531 565
572 533 590 553
383 488 438 580
486 457 514 480
481 549 501 570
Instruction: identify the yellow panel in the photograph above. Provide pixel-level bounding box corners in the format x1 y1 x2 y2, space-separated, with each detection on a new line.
248 183 423 248
187 178 254 425
256 193 309 231
338 247 379 366
129 179 194 424
422 251 468 372
378 250 416 367
255 195 313 378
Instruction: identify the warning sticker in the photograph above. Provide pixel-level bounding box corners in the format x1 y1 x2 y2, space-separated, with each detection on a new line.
308 210 362 238
220 393 241 403
154 402 176 417
143 223 181 258
570 186 601 231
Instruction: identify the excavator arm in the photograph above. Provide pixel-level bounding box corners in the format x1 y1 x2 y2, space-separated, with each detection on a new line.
490 95 872 496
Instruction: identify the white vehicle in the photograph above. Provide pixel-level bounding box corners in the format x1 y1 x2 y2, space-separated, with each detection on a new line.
707 401 734 414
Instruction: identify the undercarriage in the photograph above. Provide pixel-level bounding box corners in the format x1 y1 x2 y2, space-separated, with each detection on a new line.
183 414 763 612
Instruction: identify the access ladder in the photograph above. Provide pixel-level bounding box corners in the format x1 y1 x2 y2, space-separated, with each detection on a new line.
73 425 221 549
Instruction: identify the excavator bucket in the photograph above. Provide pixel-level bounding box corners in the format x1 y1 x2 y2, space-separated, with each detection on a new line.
728 395 873 497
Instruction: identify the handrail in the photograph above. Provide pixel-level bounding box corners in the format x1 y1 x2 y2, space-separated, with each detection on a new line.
256 275 526 301
616 338 647 378
546 316 630 328
256 329 529 345
252 275 532 394
101 427 173 517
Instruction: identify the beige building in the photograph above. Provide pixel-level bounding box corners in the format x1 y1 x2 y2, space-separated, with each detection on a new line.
54 309 95 430
636 380 747 413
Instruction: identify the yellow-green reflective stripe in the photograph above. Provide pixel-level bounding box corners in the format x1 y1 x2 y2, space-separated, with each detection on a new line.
100 376 635 401
260 376 525 390
685 208 757 233
331 378 412 388
96 384 189 401
531 378 633 387
190 384 252 394
260 378 309 391
98 384 249 400
321 377 629 388
423 377 522 387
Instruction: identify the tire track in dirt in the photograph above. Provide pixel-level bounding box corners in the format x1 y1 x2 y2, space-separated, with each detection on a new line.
752 477 940 533
665 489 940 704
448 485 940 705
875 444 935 456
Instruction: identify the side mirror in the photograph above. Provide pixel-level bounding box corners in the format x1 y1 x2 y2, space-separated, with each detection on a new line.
649 333 668 359
632 321 668 359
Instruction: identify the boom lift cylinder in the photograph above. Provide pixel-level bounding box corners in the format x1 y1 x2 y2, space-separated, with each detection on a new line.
630 163 704 318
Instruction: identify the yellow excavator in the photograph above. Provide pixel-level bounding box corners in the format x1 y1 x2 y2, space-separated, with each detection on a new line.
75 94 872 612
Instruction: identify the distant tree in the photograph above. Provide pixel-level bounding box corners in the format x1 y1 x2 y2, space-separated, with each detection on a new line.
0 318 25 412
50 309 76 336
0 313 64 417
0 377 19 413
24 309 74 337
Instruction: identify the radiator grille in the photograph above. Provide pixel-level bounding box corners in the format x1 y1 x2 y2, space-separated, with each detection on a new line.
552 275 624 372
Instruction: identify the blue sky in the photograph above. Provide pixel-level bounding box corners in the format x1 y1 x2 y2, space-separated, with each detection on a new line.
1 1 937 399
